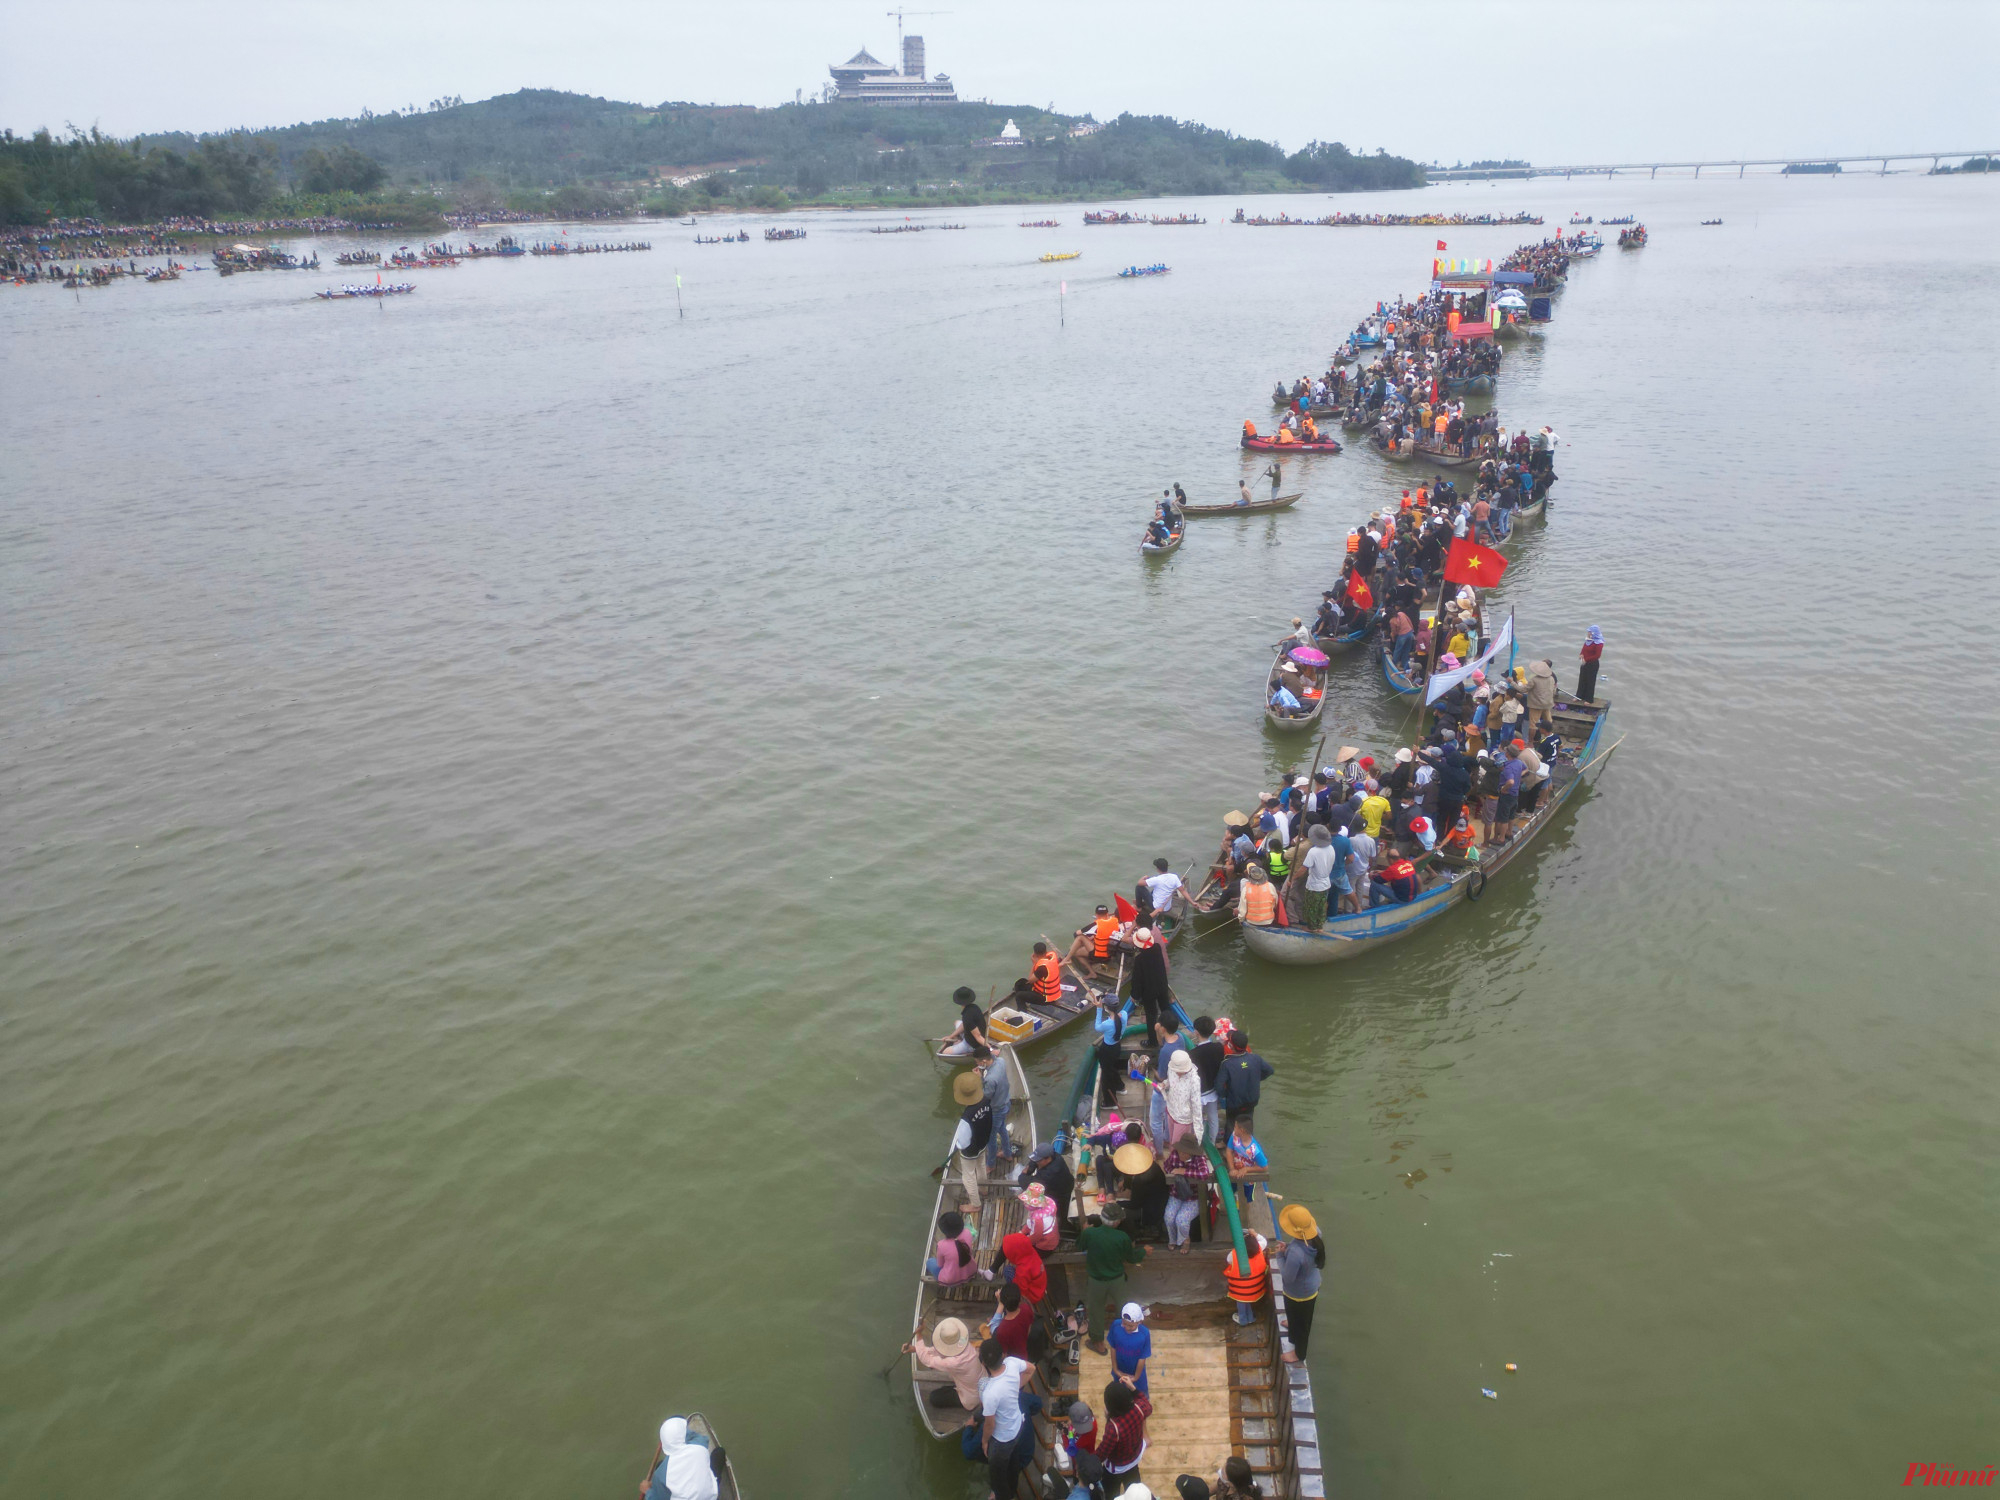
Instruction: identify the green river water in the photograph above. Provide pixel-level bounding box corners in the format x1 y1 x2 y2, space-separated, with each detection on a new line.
3 174 1997 1498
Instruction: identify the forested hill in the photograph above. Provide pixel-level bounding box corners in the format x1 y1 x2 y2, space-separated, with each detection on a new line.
5 89 1424 223
144 90 1424 199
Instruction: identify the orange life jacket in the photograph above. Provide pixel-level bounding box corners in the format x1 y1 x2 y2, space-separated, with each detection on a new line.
1240 882 1277 925
1243 420 1257 439
1090 915 1119 961
1033 951 1064 1001
1224 1243 1268 1303
1345 533 1360 555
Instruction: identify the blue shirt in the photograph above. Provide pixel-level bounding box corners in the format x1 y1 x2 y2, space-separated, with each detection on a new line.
1105 1320 1152 1392
1093 1008 1123 1047
1271 686 1301 710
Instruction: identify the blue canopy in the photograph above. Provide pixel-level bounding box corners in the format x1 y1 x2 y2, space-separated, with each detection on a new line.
1493 270 1537 286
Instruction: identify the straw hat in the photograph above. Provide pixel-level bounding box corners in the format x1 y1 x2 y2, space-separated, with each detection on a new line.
1279 1203 1318 1238
1224 810 1250 829
932 1317 970 1356
952 1071 984 1105
1112 1142 1155 1175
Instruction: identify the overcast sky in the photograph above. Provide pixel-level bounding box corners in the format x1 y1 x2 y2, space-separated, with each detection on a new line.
5 0 1994 164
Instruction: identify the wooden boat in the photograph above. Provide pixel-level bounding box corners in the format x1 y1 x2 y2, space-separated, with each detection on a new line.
1702 219 1723 226
1180 492 1302 517
910 1047 1038 1436
1118 264 1171 278
1379 636 1423 697
1412 441 1485 469
1141 518 1185 555
1313 610 1376 652
1513 493 1547 523
1240 695 1614 964
763 228 807 241
1242 434 1342 454
925 899 1194 1060
1265 647 1325 732
638 1413 741 1500
1039 251 1081 263
1442 372 1497 394
1034 1012 1319 1498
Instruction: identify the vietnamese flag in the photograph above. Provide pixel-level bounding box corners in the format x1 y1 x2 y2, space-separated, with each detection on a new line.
1346 572 1375 610
1443 535 1508 588
1113 892 1139 922
1436 239 1447 251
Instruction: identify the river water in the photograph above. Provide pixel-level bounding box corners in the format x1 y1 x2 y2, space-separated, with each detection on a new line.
4 174 1997 1499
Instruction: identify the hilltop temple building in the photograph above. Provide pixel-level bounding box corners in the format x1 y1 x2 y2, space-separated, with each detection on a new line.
828 37 958 105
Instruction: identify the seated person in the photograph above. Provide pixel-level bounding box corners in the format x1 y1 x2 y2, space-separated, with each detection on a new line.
1369 856 1423 906
642 1417 723 1500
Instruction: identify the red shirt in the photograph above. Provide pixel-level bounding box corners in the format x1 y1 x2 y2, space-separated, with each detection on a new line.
1097 1395 1153 1469
995 1305 1033 1359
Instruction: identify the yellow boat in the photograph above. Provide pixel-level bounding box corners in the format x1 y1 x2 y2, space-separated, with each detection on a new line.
1039 251 1082 263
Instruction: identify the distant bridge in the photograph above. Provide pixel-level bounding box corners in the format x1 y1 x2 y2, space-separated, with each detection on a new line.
1427 150 1994 181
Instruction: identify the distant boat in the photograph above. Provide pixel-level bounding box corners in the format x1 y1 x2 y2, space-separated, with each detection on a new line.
1701 218 1723 226
1039 250 1081 262
1118 263 1170 278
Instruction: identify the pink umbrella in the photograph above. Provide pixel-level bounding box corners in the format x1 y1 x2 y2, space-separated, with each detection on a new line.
1289 646 1330 666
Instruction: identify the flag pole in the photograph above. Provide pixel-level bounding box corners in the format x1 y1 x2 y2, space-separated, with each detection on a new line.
675 269 684 318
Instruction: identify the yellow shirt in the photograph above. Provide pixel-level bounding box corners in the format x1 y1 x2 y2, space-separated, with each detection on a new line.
1359 795 1392 837
1447 631 1471 659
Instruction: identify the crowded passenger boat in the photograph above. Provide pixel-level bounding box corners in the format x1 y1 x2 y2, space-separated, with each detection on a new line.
1118 263 1171 278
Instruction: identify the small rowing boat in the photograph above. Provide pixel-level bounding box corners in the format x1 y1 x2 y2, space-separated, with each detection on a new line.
1179 492 1302 517
910 1048 1037 1437
637 1414 741 1500
1265 647 1326 731
1242 434 1342 454
1141 517 1185 555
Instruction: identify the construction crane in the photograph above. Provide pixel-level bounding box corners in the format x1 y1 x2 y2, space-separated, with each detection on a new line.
886 9 950 62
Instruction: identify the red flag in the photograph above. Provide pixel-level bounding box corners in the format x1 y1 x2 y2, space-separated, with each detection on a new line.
1436 239 1447 251
1346 573 1374 610
1113 892 1139 922
1443 536 1508 588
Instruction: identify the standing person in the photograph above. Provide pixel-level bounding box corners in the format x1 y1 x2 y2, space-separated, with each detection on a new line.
1142 857 1186 924
905 1316 982 1421
1094 991 1129 1107
1223 1230 1270 1325
1577 626 1604 702
1263 460 1283 498
1096 1380 1155 1494
1150 1014 1187 1141
1273 1204 1327 1364
1492 741 1526 846
1299 824 1338 930
949 1070 993 1214
941 985 989 1056
1223 1114 1269 1201
1217 1032 1275 1132
1190 1016 1227 1142
1127 925 1171 1040
1341 823 1370 914
1081 1202 1147 1354
1106 1303 1153 1394
980 1048 1015 1170
1524 657 1558 738
975 1338 1034 1497
1159 1050 1205 1146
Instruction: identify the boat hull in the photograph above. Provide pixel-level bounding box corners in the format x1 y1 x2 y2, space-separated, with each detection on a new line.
1242 436 1342 453
1180 492 1302 517
1242 699 1612 964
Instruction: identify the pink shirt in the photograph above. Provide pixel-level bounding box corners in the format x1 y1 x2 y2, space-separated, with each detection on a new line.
934 1233 977 1284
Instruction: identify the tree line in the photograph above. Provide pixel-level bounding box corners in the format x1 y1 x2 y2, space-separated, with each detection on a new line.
3 91 1426 226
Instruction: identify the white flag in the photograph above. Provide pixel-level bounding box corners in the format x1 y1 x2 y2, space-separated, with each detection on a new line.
1425 609 1515 704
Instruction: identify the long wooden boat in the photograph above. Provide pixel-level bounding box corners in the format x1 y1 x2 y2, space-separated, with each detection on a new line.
1512 493 1547 523
910 1047 1038 1436
1243 434 1342 454
1028 1009 1318 1497
1412 440 1487 469
1379 596 1501 697
1313 612 1375 651
1180 492 1302 517
1265 647 1326 732
1240 694 1614 964
925 895 1195 1059
1442 372 1498 394
1141 519 1185 555
637 1412 742 1500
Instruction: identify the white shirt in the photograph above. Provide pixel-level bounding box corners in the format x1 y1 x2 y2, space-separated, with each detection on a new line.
980 1357 1031 1442
1144 871 1185 911
1347 830 1377 881
1268 809 1291 846
1302 843 1339 892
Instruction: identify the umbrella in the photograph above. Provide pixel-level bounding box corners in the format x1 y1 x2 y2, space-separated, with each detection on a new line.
1289 646 1330 666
